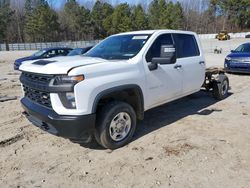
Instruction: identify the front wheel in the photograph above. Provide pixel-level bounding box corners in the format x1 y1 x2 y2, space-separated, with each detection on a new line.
94 101 137 150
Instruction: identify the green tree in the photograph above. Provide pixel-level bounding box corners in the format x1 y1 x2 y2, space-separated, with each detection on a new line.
218 0 250 30
25 0 48 15
24 2 59 42
131 5 148 30
0 0 13 47
92 1 113 39
164 2 184 29
104 3 132 35
148 0 184 30
62 0 93 40
24 0 33 15
148 0 161 29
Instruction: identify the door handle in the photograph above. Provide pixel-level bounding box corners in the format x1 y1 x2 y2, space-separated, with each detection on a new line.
199 61 205 65
174 64 182 69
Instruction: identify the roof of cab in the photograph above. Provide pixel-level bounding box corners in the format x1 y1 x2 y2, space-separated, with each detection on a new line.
114 29 197 36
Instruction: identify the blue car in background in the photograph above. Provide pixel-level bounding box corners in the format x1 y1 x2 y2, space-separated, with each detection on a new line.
67 46 93 56
14 47 72 70
224 43 250 73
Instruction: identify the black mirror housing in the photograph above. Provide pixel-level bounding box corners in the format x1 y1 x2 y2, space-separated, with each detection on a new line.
148 62 158 71
152 45 176 65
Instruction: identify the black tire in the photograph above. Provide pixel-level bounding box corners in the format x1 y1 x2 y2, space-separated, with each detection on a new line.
94 101 137 150
212 75 229 100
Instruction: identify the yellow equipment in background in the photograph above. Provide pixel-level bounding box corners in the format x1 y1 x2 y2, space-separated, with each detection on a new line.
215 30 230 40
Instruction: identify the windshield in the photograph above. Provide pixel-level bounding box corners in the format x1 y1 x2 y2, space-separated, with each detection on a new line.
67 48 83 56
85 34 150 60
235 44 250 53
32 50 46 57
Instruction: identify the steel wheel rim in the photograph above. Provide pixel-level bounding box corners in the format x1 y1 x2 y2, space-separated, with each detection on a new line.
109 112 132 142
222 80 228 95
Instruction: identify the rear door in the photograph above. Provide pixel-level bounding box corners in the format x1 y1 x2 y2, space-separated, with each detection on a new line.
173 34 205 94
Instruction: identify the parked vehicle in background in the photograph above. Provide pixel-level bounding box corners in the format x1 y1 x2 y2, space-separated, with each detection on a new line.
67 46 93 56
14 47 72 70
215 30 230 40
19 30 229 149
245 33 250 38
224 43 250 73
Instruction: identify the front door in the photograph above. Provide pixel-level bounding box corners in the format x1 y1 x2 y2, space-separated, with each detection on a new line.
144 33 182 108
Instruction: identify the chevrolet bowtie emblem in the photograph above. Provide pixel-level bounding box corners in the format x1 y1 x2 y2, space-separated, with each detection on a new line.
42 95 48 99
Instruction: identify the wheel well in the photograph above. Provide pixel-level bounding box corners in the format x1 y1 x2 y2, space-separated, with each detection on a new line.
93 87 144 120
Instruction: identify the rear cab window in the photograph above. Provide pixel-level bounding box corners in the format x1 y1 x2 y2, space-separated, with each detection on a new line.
172 34 200 58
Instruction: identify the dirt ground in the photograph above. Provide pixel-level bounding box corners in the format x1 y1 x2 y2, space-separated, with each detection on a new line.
0 38 250 188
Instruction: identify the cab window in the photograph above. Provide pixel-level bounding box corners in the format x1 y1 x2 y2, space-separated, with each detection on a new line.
57 49 68 56
43 50 56 58
146 34 173 62
172 34 200 58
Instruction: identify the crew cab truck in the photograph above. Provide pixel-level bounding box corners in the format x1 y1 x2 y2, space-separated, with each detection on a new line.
19 30 229 149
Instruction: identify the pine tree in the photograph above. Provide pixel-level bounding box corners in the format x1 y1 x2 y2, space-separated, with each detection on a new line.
148 0 161 29
24 2 59 42
131 5 148 30
0 0 13 45
148 0 184 30
104 3 132 35
165 2 184 29
92 1 113 39
25 0 48 15
24 0 33 15
218 0 250 30
62 0 93 40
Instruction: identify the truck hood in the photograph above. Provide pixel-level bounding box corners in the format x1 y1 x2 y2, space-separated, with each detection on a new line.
19 56 109 74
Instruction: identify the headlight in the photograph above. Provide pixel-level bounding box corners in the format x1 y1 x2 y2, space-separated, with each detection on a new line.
53 75 84 85
53 75 84 109
225 57 231 61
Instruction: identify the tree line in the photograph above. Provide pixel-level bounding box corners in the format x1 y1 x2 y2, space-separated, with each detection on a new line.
0 0 249 44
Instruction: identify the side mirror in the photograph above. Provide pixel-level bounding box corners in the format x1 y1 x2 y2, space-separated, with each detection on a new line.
152 45 176 65
231 50 235 53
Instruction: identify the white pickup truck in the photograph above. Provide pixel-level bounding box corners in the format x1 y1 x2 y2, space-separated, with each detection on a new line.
19 30 229 149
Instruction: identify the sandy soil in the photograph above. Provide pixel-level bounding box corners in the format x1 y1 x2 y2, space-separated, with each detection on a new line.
0 39 250 188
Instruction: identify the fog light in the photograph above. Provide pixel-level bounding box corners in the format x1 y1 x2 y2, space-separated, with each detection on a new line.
59 92 76 109
66 92 76 108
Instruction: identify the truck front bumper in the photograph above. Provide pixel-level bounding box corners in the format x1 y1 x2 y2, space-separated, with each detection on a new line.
21 97 96 141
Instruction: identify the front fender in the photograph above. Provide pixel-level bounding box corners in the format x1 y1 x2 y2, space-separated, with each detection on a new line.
91 84 144 115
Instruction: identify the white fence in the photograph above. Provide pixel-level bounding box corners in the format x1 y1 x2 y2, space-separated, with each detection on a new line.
0 40 100 51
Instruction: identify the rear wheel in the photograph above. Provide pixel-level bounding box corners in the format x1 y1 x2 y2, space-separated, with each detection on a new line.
212 75 229 100
94 101 136 150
